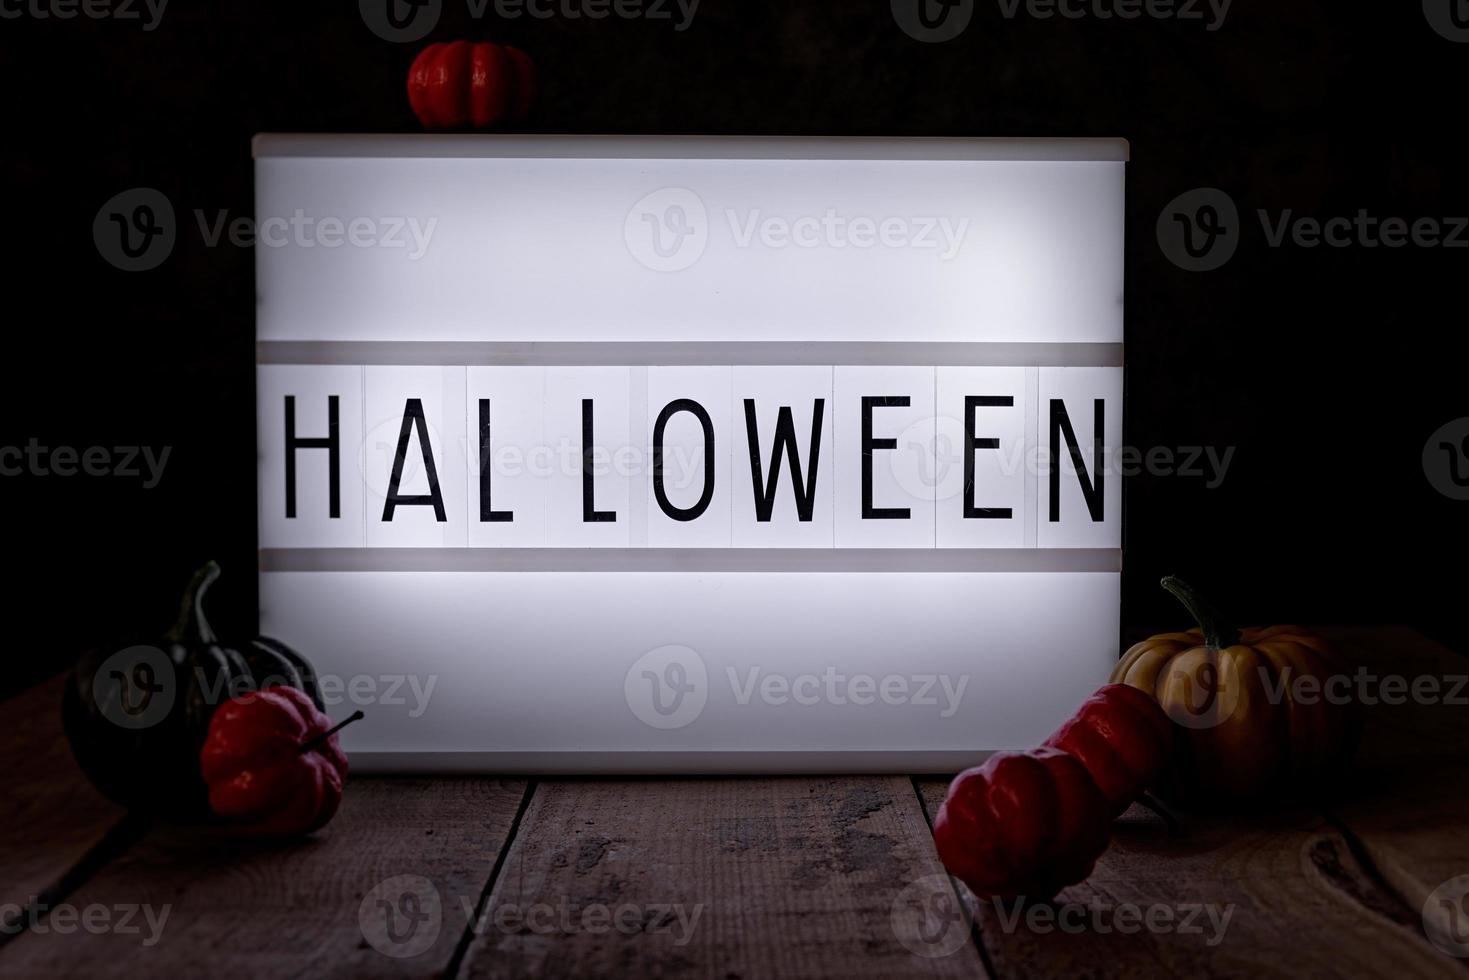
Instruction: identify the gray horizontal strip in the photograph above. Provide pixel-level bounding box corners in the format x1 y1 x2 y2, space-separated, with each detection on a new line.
260 548 1122 574
257 341 1123 368
348 749 999 776
253 134 1129 163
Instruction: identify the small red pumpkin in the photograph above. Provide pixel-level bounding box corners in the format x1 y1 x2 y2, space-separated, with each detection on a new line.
933 748 1110 899
408 41 537 131
199 686 354 837
1044 683 1173 817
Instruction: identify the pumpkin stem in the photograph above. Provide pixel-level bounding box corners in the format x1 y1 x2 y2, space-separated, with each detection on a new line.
300 710 364 754
1160 576 1240 650
165 561 221 645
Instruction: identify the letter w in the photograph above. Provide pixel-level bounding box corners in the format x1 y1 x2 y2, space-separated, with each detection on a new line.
744 399 825 522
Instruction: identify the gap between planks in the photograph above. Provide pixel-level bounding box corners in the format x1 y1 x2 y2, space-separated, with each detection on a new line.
0 778 530 979
0 675 131 938
455 776 990 979
910 775 1001 979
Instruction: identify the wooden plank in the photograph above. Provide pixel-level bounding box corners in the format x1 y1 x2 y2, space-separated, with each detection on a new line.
459 777 990 979
0 676 129 925
918 783 1447 979
913 626 1469 979
1316 627 1469 957
5 626 1459 977
1 778 529 979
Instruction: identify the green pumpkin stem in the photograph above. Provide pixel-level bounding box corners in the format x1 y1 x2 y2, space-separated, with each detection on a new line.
1160 576 1241 650
165 561 222 645
299 710 365 754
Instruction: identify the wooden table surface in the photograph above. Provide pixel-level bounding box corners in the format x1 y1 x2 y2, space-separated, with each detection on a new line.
2 627 1466 979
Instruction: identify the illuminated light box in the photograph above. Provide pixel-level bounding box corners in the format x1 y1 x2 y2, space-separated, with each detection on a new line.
254 135 1127 773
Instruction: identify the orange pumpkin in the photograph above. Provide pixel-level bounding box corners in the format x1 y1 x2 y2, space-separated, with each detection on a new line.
1110 577 1359 802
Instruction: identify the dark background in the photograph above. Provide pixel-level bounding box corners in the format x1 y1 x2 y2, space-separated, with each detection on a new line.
1 1 1464 696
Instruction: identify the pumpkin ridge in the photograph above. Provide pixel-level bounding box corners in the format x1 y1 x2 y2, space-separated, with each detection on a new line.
1108 583 1356 803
